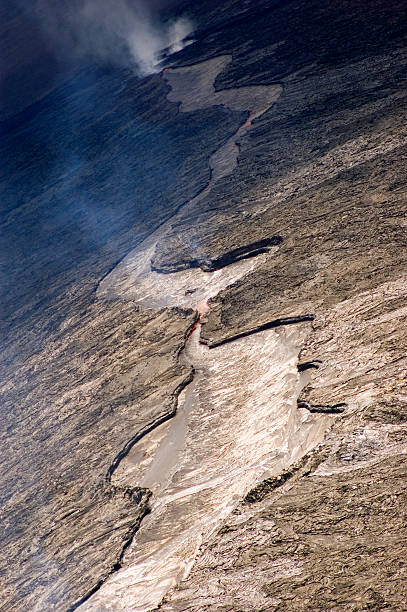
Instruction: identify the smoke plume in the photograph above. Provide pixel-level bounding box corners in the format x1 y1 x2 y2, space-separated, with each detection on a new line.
41 0 194 75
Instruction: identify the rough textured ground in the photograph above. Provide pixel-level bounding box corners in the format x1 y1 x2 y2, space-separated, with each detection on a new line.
1 0 407 610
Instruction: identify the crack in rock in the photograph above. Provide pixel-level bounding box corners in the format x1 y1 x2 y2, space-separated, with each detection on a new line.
297 400 347 414
202 315 316 348
68 487 152 612
297 360 322 372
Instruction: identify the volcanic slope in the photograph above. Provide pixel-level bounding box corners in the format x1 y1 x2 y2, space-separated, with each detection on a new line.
1 0 407 610
84 55 305 612
152 1 407 610
0 23 248 612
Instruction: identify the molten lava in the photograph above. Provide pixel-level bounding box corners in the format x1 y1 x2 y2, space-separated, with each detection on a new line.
187 314 202 339
187 300 209 339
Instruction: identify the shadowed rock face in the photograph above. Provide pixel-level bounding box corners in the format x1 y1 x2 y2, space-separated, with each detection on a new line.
1 0 407 610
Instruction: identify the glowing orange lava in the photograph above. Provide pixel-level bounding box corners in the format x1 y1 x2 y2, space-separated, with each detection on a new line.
187 314 202 338
241 118 252 129
186 300 209 339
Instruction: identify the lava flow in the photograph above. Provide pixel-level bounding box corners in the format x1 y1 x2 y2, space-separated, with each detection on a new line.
85 293 332 612
85 56 305 612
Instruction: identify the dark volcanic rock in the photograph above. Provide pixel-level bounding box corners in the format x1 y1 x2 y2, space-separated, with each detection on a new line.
2 0 407 609
160 453 407 611
0 301 196 610
151 236 283 273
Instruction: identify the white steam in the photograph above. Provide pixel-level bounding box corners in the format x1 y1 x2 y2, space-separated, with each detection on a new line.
40 0 194 75
127 15 193 74
167 17 193 54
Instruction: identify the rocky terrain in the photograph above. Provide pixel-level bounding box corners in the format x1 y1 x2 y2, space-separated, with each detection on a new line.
1 0 407 610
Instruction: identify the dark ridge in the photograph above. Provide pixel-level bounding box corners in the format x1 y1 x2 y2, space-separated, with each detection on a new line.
205 314 315 348
244 468 297 504
68 487 151 612
200 236 283 272
243 445 325 504
105 412 177 484
151 236 283 275
297 360 322 372
71 321 198 610
243 443 334 506
297 400 347 414
105 369 195 483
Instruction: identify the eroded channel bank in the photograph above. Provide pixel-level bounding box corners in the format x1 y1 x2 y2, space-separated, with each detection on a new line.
82 57 332 611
